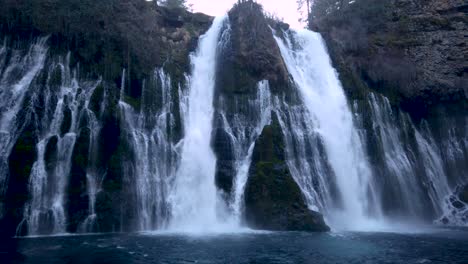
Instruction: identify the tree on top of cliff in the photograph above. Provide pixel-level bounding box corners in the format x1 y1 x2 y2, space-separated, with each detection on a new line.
298 0 350 26
158 0 188 9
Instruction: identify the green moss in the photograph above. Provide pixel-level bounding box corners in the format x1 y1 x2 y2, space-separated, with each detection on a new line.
123 95 141 111
244 113 329 232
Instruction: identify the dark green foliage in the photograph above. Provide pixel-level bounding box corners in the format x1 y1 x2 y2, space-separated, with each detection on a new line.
0 0 212 100
159 0 187 9
226 0 289 93
244 113 330 232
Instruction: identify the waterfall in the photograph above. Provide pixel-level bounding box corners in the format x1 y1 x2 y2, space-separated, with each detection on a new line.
355 93 462 224
219 81 272 221
78 82 105 233
119 69 178 230
0 35 102 235
168 16 233 232
22 55 100 235
0 38 48 203
1 11 466 235
274 30 382 229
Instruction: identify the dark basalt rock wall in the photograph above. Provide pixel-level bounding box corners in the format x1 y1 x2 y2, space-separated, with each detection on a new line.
311 0 467 121
244 113 329 232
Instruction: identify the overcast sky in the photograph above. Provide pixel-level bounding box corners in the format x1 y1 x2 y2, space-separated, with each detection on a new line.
187 0 305 28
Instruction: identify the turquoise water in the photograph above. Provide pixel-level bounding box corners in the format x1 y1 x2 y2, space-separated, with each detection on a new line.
3 228 468 264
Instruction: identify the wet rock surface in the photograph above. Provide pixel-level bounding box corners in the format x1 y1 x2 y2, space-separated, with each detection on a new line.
244 114 330 232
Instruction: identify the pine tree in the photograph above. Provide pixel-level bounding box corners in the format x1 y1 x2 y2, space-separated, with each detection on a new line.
160 0 187 9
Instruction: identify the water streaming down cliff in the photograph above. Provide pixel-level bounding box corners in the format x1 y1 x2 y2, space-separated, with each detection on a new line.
0 38 48 208
0 9 467 236
118 69 179 231
24 56 101 235
216 81 272 221
272 28 468 230
353 93 467 225
274 30 382 229
168 15 239 232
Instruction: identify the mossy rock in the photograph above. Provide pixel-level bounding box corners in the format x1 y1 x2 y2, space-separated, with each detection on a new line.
122 95 141 111
244 113 329 232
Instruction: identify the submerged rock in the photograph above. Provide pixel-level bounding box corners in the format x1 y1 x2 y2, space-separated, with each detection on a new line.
244 113 330 232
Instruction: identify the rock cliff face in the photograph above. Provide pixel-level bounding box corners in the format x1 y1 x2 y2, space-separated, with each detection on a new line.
213 1 291 197
0 0 213 236
0 0 329 236
2 0 464 237
212 1 327 231
244 113 329 232
311 0 467 120
311 0 467 223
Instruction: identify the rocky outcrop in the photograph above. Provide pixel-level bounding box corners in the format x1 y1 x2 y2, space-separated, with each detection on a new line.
311 0 467 120
244 113 330 232
212 1 294 199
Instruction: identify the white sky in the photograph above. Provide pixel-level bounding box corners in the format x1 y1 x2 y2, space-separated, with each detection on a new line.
187 0 305 28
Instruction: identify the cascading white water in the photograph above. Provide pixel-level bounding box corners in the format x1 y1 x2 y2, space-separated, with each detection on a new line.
168 16 233 232
223 81 272 221
0 38 102 235
0 38 48 201
23 55 100 235
273 96 334 213
119 69 177 230
359 93 456 223
365 93 426 218
275 30 381 229
79 87 105 233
